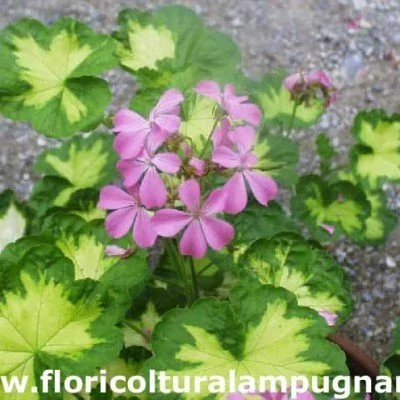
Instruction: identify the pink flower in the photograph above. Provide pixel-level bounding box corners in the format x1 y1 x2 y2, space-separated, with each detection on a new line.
113 89 184 159
195 80 261 126
98 185 157 248
189 157 205 176
318 310 338 326
212 126 278 214
117 131 181 209
152 179 234 258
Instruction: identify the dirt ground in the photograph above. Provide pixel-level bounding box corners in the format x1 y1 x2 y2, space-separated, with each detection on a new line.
0 0 399 361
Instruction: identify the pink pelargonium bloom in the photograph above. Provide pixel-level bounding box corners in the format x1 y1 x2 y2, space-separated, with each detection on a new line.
113 89 184 160
152 179 234 258
195 80 261 126
98 185 157 248
117 131 181 209
212 126 278 214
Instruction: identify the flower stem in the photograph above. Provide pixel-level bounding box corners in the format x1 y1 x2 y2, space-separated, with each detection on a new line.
199 111 222 159
287 101 299 137
188 257 199 300
165 239 197 306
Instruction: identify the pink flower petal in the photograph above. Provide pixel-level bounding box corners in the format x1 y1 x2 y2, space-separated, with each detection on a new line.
283 73 303 90
179 179 201 212
154 114 181 134
152 209 192 237
117 159 148 188
113 109 149 134
98 186 135 210
189 157 205 176
200 216 234 251
318 310 338 326
152 89 184 116
308 71 332 88
105 245 132 258
223 172 248 214
133 209 157 248
146 128 169 154
105 207 137 238
229 125 256 154
212 146 241 169
179 220 207 259
153 152 181 174
223 84 248 104
227 102 262 126
202 188 227 215
212 117 233 148
194 80 222 103
113 130 147 160
244 171 278 206
320 224 335 236
140 168 167 209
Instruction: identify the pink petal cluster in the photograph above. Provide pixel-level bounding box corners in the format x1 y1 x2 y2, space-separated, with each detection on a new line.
153 180 234 258
283 71 337 107
99 82 279 257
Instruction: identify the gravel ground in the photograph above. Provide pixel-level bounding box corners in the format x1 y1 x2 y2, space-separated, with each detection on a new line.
0 0 399 361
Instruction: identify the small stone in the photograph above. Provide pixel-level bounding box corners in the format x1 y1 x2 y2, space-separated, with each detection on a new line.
386 256 397 268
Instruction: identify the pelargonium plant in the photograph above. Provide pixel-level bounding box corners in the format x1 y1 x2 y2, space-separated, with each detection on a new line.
0 5 399 400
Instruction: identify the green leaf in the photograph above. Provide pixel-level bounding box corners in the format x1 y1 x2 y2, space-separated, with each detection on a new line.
338 171 398 244
316 133 337 176
146 285 347 399
0 190 27 253
114 6 240 77
350 110 400 188
291 175 370 242
0 272 122 399
232 201 298 247
35 132 118 189
239 232 352 325
42 214 149 317
254 70 324 130
254 132 299 186
316 133 337 160
0 18 116 138
122 302 161 351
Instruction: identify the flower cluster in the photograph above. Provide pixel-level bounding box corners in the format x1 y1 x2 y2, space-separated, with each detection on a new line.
283 71 338 107
99 82 278 258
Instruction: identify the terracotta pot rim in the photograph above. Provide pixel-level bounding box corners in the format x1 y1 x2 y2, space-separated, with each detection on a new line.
329 334 379 378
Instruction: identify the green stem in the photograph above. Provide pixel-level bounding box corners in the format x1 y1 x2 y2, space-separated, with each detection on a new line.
199 112 222 159
165 239 197 305
287 101 299 137
188 257 199 300
196 262 213 276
